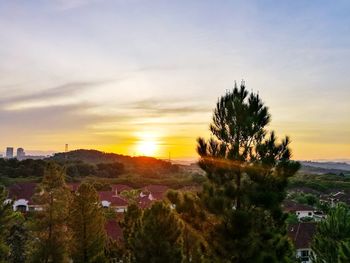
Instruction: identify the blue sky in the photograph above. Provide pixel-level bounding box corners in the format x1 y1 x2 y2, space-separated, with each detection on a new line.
0 0 349 159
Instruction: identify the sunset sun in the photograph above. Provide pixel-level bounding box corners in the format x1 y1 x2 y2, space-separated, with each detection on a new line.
137 140 157 156
135 132 160 156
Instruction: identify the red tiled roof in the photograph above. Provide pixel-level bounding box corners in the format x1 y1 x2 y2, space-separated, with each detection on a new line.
105 220 123 241
111 184 132 193
8 183 37 205
283 200 314 212
150 192 166 201
137 195 154 209
142 185 169 193
67 183 80 192
288 222 317 249
98 191 128 206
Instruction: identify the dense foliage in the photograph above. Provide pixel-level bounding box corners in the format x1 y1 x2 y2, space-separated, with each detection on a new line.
122 202 184 263
69 183 107 262
0 150 180 184
0 186 14 262
312 204 350 263
30 162 72 262
196 83 300 262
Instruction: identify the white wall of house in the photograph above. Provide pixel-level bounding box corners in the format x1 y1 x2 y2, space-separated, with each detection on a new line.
115 207 127 213
296 248 314 263
29 205 43 211
296 210 314 219
13 199 29 211
101 200 111 207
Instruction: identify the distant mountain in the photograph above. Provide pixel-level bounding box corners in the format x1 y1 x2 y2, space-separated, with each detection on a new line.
300 161 350 175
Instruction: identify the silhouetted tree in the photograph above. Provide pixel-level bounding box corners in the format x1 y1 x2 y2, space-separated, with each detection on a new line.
197 82 299 262
69 183 107 263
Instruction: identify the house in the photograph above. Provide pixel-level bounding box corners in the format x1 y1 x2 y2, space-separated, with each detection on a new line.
288 222 317 263
105 220 123 241
140 185 169 201
67 182 81 192
283 200 315 220
7 183 42 212
98 191 128 212
137 195 154 209
111 184 132 196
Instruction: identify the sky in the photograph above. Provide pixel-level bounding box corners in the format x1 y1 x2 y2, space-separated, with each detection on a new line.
0 0 349 160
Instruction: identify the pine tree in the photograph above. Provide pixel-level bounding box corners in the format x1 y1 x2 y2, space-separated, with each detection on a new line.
0 185 13 262
197 82 299 262
7 213 28 263
167 190 210 262
120 203 142 262
30 162 71 263
124 202 184 263
69 183 107 263
312 204 350 263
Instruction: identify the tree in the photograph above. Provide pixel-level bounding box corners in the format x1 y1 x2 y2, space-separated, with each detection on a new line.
0 185 13 262
124 202 184 263
312 204 350 263
7 213 28 263
197 82 300 262
119 203 142 262
69 183 107 263
167 190 210 262
30 162 71 263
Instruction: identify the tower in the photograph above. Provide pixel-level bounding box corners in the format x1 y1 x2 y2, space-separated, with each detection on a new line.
65 144 68 152
6 147 14 159
16 148 25 160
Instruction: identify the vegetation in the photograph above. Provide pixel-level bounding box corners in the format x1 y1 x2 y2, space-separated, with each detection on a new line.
312 204 350 263
122 202 184 263
0 186 14 262
0 150 198 189
7 214 28 263
69 183 107 262
196 83 300 262
30 162 72 262
289 172 350 193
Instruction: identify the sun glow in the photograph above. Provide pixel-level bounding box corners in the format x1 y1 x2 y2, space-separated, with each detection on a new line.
137 140 157 156
135 132 160 157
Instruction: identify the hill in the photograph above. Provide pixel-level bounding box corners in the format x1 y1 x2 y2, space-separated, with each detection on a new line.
300 161 350 175
0 150 206 188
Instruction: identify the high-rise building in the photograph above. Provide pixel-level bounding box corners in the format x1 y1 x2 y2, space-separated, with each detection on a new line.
6 147 14 159
16 148 25 160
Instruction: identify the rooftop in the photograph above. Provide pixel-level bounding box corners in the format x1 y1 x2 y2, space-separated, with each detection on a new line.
288 222 317 249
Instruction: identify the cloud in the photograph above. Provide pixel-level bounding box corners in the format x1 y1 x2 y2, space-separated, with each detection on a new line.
125 98 212 115
48 0 103 10
0 80 106 110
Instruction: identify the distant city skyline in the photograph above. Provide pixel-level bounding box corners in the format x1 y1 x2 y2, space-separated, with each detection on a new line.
0 1 349 160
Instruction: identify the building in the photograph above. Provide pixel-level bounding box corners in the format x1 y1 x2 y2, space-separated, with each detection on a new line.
98 191 128 212
7 183 43 212
5 147 14 159
283 200 315 220
16 148 25 160
288 222 317 263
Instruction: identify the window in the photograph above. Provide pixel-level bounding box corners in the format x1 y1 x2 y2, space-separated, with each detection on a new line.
300 250 310 262
16 205 27 212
